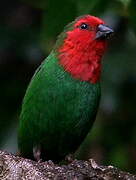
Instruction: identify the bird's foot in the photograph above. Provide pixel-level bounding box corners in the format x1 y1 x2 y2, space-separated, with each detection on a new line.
65 154 75 163
33 145 42 162
16 151 21 157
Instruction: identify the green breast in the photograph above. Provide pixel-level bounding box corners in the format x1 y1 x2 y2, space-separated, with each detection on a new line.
18 52 101 161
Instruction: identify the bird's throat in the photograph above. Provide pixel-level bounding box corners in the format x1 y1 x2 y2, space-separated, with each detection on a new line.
58 39 106 84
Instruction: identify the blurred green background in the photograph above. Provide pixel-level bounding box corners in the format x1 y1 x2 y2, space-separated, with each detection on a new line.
0 0 136 173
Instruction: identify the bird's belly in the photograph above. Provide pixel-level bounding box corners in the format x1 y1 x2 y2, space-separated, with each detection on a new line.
31 83 100 160
18 63 100 161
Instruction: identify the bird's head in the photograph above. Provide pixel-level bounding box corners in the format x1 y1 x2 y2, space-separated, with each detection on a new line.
55 15 114 83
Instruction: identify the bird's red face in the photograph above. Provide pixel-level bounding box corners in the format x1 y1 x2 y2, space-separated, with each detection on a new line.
66 16 107 46
58 15 113 83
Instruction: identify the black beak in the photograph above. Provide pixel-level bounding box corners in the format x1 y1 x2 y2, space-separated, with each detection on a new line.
95 24 114 40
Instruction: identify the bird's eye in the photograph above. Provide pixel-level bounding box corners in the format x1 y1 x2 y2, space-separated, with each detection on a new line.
80 23 89 30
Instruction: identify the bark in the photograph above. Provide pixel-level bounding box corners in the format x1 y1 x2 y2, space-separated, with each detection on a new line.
0 150 135 180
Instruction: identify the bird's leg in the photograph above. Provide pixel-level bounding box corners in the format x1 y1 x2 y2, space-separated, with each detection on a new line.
16 151 21 157
65 154 75 163
33 145 42 162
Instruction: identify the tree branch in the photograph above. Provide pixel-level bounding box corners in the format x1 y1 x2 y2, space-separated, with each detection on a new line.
0 150 135 180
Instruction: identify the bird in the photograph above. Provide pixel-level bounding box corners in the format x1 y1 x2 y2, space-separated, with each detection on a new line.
18 15 113 162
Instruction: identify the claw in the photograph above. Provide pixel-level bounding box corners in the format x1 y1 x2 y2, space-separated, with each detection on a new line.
33 145 42 162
